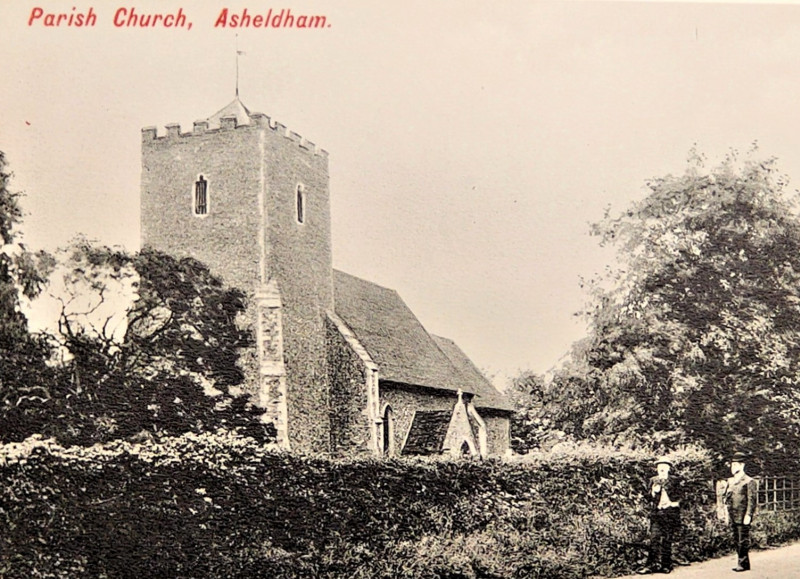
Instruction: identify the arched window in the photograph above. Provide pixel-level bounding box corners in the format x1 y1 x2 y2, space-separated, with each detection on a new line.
194 175 208 215
296 184 305 224
382 405 394 456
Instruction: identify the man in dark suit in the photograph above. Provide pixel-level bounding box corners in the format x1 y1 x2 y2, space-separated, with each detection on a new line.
723 452 758 572
638 458 682 575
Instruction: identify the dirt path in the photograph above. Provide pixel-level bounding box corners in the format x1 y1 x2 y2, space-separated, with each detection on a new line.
612 541 800 579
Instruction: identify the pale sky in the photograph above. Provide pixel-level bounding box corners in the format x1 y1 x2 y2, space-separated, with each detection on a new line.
3 1 800 386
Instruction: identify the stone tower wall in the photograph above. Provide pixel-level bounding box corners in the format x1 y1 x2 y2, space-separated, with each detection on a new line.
260 120 332 452
141 112 333 453
141 123 263 292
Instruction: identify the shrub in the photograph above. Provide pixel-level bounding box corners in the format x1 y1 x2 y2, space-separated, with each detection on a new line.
1 435 799 578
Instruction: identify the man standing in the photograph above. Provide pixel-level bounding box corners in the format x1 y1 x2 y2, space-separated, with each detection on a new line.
639 458 682 575
724 452 758 572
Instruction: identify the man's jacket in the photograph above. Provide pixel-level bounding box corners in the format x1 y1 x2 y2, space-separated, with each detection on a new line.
647 475 683 515
725 474 758 525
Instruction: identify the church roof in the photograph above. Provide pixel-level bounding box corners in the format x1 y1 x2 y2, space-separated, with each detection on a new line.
332 270 511 411
431 335 514 411
206 96 252 129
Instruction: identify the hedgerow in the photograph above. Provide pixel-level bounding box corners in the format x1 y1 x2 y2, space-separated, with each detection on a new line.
1 434 798 578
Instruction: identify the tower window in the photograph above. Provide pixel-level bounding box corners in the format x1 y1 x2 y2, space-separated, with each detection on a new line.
296 184 305 224
195 176 208 215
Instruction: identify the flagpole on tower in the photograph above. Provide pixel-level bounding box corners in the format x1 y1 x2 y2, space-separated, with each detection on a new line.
235 36 246 98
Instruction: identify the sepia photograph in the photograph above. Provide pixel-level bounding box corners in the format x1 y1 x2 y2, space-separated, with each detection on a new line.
2 1 800 576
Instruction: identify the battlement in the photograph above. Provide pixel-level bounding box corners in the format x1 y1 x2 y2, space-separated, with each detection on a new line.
141 112 329 158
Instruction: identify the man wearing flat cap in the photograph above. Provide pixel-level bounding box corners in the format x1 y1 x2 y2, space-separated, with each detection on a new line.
638 458 682 575
723 452 758 572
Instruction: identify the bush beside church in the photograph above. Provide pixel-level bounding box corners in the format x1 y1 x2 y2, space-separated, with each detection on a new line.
3 434 799 578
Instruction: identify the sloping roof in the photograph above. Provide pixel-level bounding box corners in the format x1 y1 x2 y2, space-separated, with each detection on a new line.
206 96 252 129
332 269 512 411
333 270 468 394
401 410 451 456
432 336 514 412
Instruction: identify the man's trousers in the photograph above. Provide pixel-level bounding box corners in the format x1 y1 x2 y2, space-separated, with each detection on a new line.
732 523 751 570
647 508 680 571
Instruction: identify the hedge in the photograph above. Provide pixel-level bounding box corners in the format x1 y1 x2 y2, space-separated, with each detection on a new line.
1 433 798 578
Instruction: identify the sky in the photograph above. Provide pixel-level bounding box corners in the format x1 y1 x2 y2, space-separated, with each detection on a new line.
3 1 800 387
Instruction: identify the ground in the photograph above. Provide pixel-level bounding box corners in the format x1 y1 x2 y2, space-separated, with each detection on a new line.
611 540 800 579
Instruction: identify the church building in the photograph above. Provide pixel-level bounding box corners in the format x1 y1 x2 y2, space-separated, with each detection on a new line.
140 97 512 457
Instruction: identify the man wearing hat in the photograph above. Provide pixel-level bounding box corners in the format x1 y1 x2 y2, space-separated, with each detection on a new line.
638 458 682 575
723 452 758 572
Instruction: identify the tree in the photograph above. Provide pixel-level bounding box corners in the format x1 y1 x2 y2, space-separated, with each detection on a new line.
126 247 252 390
547 149 800 466
507 371 550 453
118 246 272 443
0 152 56 441
12 238 273 445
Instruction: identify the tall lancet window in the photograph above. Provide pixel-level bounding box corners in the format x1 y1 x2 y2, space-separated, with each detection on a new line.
195 176 208 215
383 405 395 456
296 184 305 224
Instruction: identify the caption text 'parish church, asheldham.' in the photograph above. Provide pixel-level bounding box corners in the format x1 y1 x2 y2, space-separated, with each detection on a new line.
140 96 512 457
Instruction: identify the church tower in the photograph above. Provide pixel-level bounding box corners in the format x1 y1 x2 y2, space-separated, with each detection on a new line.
140 98 333 452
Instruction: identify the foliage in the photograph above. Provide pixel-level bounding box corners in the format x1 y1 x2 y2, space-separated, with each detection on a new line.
3 237 272 445
507 371 556 453
546 149 800 466
0 152 57 442
3 433 798 578
127 246 253 388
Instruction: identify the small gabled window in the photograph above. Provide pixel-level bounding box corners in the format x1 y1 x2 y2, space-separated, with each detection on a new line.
195 176 208 215
296 184 305 224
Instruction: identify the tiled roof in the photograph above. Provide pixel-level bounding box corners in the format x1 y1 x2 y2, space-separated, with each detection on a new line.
332 270 511 411
333 270 466 393
401 410 451 456
206 97 252 129
431 336 514 412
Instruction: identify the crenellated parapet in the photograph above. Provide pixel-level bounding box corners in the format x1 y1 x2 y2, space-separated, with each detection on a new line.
141 111 329 158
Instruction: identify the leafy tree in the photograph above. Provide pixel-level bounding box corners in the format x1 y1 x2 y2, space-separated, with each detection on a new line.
507 371 551 453
547 149 800 466
0 152 55 441
120 246 272 443
126 247 251 389
10 238 273 445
